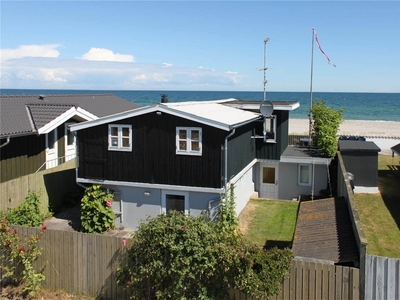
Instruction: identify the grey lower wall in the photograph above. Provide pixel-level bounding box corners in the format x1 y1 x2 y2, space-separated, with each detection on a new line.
278 163 329 200
105 184 221 230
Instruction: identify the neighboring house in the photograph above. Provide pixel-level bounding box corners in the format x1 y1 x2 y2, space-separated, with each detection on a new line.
70 98 331 230
0 94 140 183
338 139 381 193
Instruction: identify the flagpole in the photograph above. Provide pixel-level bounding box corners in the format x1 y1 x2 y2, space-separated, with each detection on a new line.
309 28 315 145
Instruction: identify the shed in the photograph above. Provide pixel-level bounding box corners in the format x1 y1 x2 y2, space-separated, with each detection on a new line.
338 140 381 193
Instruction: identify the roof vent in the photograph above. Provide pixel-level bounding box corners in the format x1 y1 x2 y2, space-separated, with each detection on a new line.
161 94 168 103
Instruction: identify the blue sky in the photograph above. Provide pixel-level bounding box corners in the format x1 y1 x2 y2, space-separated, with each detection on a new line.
1 1 399 92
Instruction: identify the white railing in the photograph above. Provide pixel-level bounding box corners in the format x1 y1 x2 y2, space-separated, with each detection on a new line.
36 154 76 173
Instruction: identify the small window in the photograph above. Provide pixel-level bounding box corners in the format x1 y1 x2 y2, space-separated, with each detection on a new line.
298 164 311 186
264 116 276 143
161 191 189 215
176 127 202 155
108 124 132 151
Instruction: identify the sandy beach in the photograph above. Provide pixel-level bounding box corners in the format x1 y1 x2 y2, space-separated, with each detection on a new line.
289 119 400 137
289 119 400 154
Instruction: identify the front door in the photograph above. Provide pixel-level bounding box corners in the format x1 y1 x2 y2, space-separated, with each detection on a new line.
46 129 58 169
260 163 278 199
65 123 76 161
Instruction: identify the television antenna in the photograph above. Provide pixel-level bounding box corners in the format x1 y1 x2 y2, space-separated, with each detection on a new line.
258 38 270 101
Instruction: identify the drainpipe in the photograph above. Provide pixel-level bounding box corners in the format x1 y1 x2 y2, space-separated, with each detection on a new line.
224 128 236 190
72 131 87 190
0 136 11 148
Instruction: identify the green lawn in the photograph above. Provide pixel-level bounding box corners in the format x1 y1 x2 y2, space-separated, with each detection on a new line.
239 199 299 248
354 155 400 258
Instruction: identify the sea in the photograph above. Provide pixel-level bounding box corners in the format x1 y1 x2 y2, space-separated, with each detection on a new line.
1 89 399 122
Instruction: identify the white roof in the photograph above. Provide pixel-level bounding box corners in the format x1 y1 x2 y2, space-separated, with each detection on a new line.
71 99 261 132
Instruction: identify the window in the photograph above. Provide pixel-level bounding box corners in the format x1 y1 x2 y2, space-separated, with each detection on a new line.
108 124 132 151
264 116 277 143
298 164 311 186
176 127 202 155
161 191 189 214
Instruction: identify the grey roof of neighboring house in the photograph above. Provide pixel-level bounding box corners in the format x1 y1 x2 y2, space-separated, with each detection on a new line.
390 142 400 156
223 99 300 112
338 140 381 152
0 94 140 137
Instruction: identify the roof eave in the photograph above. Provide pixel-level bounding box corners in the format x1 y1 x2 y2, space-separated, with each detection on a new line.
38 107 99 134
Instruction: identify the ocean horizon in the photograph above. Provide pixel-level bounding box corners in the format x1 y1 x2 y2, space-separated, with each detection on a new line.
1 89 399 122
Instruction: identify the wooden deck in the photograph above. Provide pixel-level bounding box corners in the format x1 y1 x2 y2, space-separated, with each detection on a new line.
292 197 359 265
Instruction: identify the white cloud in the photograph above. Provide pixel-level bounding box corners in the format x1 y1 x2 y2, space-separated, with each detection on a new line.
163 62 173 68
1 44 60 61
0 51 245 90
80 48 134 62
226 71 237 74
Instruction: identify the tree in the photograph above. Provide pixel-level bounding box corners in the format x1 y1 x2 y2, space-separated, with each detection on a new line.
116 187 293 299
311 99 344 158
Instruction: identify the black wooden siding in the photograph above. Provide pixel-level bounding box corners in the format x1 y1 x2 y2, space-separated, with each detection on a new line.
226 122 257 180
256 110 289 160
78 112 227 188
340 152 379 187
0 134 46 183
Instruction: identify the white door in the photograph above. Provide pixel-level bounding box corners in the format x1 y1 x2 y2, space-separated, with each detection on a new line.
65 123 76 161
260 163 278 199
46 129 58 169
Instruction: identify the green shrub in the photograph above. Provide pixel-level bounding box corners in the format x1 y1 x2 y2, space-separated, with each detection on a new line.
310 99 343 158
80 185 115 233
4 191 45 227
116 187 293 299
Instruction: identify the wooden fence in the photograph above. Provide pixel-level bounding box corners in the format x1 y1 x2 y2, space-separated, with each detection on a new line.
3 226 360 300
0 159 78 213
365 255 400 300
8 226 131 299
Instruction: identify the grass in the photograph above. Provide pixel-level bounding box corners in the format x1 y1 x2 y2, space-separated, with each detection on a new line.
239 199 299 248
354 155 400 258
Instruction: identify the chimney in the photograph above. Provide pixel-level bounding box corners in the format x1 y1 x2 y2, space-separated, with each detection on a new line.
161 94 168 103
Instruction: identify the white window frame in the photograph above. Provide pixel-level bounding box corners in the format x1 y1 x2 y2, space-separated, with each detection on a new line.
176 127 202 156
264 115 277 143
108 124 132 152
161 190 189 215
298 164 311 186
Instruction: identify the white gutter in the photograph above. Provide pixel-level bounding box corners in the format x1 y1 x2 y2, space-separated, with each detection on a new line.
224 129 236 189
0 136 10 148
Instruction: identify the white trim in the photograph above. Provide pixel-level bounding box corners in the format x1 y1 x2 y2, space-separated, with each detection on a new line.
38 107 98 134
353 186 379 194
224 102 300 111
76 178 224 194
161 190 189 214
298 164 312 186
280 156 331 165
230 158 258 184
176 127 202 156
108 124 132 152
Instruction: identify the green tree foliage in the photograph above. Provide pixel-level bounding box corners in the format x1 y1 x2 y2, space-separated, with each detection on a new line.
116 187 293 299
311 99 344 158
80 185 115 233
3 191 45 227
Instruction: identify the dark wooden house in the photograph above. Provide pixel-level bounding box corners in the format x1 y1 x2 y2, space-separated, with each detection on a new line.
70 98 336 230
0 94 140 183
338 140 381 193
